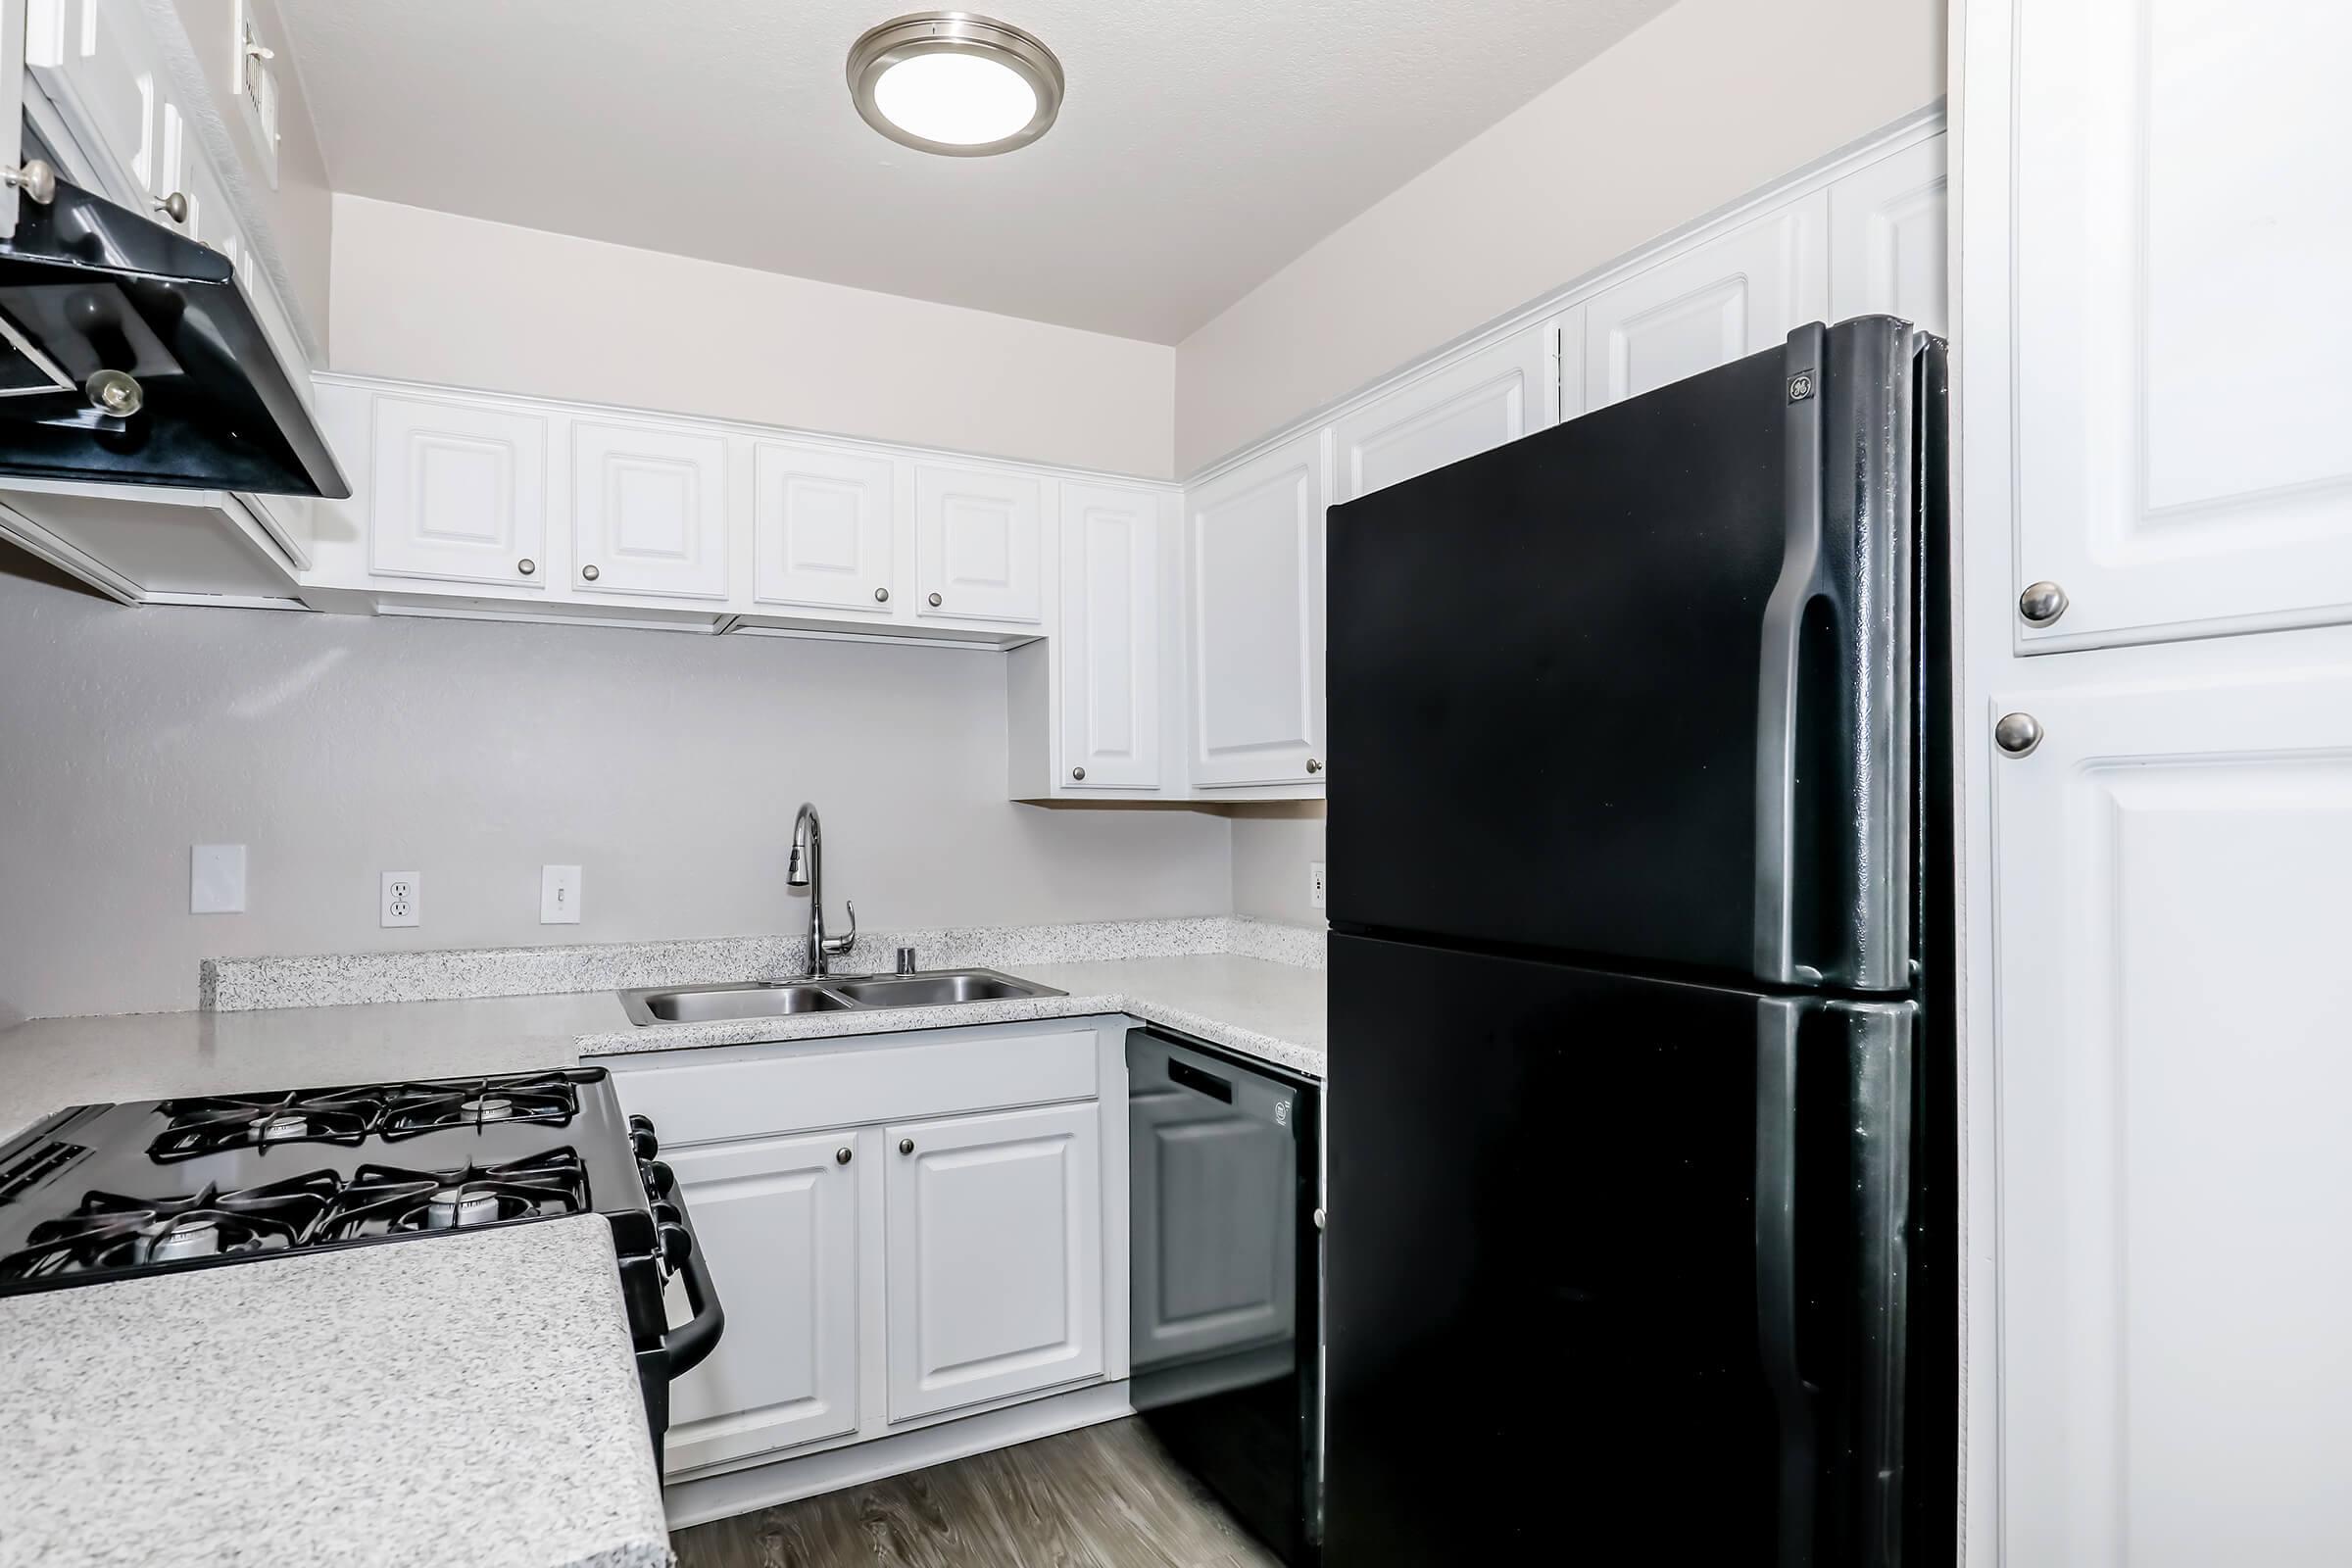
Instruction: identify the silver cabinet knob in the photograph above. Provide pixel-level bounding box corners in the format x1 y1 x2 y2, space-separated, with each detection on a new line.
874 587 890 603
1305 758 1322 774
1071 766 1086 781
2018 581 2069 625
1994 712 2044 758
2 159 56 205
516 558 536 576
898 1137 915 1155
834 1147 853 1165
153 191 189 223
927 592 943 608
84 369 142 416
581 564 601 582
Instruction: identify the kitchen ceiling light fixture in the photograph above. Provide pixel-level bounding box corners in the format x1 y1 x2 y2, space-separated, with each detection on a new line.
847 12 1063 156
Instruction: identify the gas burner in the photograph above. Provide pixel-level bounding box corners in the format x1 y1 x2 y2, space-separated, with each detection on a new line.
376 1071 588 1141
312 1150 589 1241
148 1089 383 1162
0 1171 340 1280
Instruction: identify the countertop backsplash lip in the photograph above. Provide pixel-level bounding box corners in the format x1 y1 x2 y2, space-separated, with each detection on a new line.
198 915 1326 1013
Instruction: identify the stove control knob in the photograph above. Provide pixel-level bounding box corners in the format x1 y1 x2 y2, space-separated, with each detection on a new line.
657 1222 692 1274
641 1156 673 1200
628 1113 660 1161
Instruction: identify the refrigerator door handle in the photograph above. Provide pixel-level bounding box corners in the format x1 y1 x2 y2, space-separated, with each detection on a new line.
1754 997 1817 1568
1754 325 1827 986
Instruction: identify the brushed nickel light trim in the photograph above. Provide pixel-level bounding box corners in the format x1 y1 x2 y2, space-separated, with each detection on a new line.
847 11 1064 157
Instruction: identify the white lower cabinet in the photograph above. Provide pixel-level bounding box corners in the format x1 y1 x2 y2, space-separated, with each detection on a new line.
884 1102 1105 1422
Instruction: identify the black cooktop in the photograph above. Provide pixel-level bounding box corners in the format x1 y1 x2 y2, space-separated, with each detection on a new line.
0 1067 657 1295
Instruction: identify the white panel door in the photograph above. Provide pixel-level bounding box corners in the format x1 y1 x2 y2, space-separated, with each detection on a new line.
1127 1081 1295 1370
368 396 547 588
1331 318 1568 504
752 441 896 613
884 1102 1104 1422
2012 3 2352 649
1583 191 1828 412
25 0 162 208
1058 481 1162 791
914 463 1044 624
1184 431 1326 790
1992 661 2352 1567
662 1132 860 1473
567 420 728 600
1829 135 1948 338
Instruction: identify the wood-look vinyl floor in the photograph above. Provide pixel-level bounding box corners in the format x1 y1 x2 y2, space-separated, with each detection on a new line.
668 1416 1287 1568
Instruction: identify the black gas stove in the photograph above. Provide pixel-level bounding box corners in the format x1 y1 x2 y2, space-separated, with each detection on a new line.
0 1066 722 1459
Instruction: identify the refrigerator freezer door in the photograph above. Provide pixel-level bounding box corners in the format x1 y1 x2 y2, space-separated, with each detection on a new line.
1324 934 1916 1568
1326 318 1921 991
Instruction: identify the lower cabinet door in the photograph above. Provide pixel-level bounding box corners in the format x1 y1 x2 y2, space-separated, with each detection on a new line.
662 1131 861 1472
884 1102 1104 1422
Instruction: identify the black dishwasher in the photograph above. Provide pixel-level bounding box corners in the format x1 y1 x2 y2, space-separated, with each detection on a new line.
1127 1027 1323 1565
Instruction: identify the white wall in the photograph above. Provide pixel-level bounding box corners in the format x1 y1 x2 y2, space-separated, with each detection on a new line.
328 196 1177 479
1228 805 1327 929
0 562 1231 1022
1172 0 1948 473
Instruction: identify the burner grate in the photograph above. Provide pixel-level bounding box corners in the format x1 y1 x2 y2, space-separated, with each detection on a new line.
147 1089 385 1162
376 1073 584 1141
311 1150 590 1241
0 1170 340 1280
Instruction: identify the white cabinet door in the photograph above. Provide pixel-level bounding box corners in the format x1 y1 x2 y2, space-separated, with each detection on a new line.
662 1131 860 1473
2012 4 2352 650
1829 135 1947 338
1583 191 1828 412
914 462 1044 624
1992 660 2352 1566
752 441 897 614
1127 1080 1295 1370
884 1102 1103 1422
1183 431 1326 790
568 419 729 600
25 0 163 208
1057 481 1162 791
1332 319 1567 504
368 396 548 588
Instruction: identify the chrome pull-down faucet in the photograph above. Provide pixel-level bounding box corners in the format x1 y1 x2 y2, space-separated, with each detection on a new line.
786 802 857 978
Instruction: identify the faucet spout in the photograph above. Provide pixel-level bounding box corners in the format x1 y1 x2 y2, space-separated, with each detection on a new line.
789 803 855 977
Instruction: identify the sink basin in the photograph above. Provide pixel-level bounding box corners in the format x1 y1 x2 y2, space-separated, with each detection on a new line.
621 968 1061 1026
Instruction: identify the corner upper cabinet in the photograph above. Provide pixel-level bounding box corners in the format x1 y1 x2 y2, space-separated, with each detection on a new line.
367 394 549 589
752 441 898 615
1332 318 1573 504
568 419 729 600
1583 191 1828 412
915 462 1045 625
1182 430 1326 792
1828 136 1948 339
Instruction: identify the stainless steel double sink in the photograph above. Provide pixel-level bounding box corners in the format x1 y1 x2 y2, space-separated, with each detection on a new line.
619 968 1062 1027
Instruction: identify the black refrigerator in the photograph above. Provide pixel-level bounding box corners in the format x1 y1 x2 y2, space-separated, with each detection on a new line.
1323 317 1953 1567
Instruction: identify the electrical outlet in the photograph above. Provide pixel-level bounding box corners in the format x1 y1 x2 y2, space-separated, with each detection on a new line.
1309 860 1326 909
190 845 247 914
380 871 419 928
540 864 582 925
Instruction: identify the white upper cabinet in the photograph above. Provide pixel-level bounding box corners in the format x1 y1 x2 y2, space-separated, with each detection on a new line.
1057 481 1163 791
25 0 163 210
368 395 548 588
1583 191 1828 412
567 419 729 600
752 441 898 614
915 462 1045 625
1183 431 1326 790
1829 136 1947 339
1331 318 1572 505
2011 3 2352 650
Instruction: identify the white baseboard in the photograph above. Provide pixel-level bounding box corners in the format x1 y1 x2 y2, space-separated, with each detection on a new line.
662 1381 1137 1532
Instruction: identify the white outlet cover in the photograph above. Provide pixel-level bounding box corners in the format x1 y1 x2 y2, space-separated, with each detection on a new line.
541 864 582 925
381 870 420 928
190 845 247 914
1309 860 1327 909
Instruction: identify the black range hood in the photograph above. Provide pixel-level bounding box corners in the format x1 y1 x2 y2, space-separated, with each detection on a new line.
0 171 348 498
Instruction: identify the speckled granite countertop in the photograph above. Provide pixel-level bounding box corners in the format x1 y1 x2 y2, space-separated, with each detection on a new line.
0 1216 670 1568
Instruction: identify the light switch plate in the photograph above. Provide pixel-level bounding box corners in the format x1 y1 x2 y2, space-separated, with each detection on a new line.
1309 860 1326 909
541 864 582 925
190 845 247 914
380 871 419 928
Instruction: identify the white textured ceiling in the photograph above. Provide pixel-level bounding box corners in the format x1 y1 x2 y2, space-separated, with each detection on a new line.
277 0 1676 343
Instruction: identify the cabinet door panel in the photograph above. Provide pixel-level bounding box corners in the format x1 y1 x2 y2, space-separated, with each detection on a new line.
663 1132 860 1473
1333 322 1561 504
1584 192 1827 412
26 0 161 205
1829 136 1947 338
569 420 729 600
368 396 547 588
1993 662 2352 1565
915 463 1044 624
2014 2 2352 648
884 1102 1103 1422
753 441 896 613
1058 481 1161 790
1184 432 1325 789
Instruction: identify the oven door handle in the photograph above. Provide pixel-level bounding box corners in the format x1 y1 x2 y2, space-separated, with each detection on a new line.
650 1169 725 1378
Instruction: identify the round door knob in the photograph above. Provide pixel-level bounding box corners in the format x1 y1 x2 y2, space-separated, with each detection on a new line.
516 559 536 576
2018 580 2070 625
581 564 601 582
1071 766 1086 781
153 191 189 224
927 592 943 608
898 1137 915 1155
1994 712 2044 758
1305 758 1322 774
834 1147 853 1165
874 587 890 603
